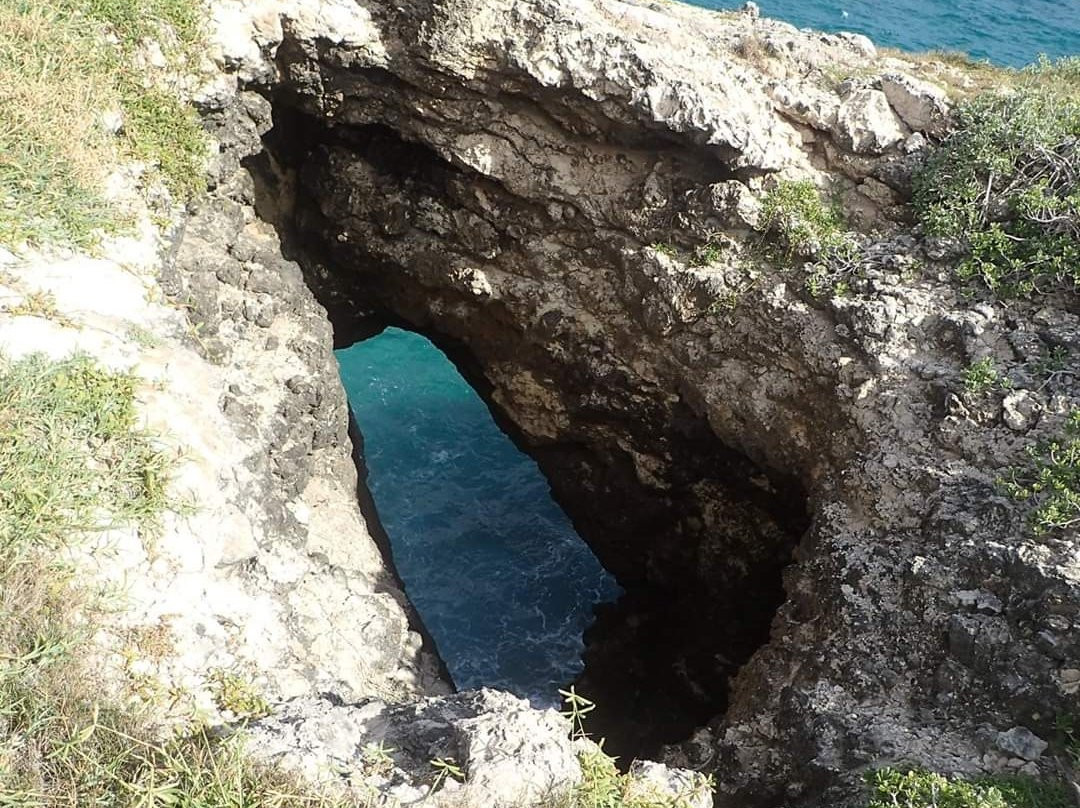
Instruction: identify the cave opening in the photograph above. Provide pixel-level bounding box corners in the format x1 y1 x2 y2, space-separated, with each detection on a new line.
336 324 621 705
246 93 813 763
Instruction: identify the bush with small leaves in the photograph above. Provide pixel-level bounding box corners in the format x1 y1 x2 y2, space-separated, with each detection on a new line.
1000 410 1080 535
760 180 854 260
913 57 1080 297
867 768 1073 808
963 357 1010 396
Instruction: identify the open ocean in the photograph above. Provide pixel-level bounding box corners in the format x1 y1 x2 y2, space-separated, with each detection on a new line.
336 3 1077 704
699 0 1080 66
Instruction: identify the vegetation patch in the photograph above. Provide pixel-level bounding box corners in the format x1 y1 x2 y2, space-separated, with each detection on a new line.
562 688 715 808
1001 409 1080 535
1055 714 1080 768
912 56 1080 297
209 667 272 720
879 48 1014 99
0 0 208 250
962 357 1010 396
0 353 170 549
760 179 852 259
759 179 862 297
0 352 348 805
867 768 1074 808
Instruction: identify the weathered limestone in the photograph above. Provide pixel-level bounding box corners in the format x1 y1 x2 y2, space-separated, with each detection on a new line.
249 690 581 807
0 103 447 730
8 0 1077 805
880 72 951 135
187 0 1079 804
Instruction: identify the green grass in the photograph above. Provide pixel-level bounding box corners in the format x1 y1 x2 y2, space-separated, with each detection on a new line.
123 86 208 202
912 56 1080 297
1001 410 1080 535
867 768 1074 808
0 0 208 249
0 353 171 549
0 353 354 806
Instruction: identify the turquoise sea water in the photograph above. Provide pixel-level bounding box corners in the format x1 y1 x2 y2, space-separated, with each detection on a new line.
337 329 620 704
700 0 1079 66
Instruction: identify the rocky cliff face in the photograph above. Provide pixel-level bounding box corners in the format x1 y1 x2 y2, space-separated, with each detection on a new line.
0 94 448 721
193 0 1079 803
14 0 1075 804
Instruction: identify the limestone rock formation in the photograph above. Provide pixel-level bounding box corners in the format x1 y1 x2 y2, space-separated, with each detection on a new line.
8 0 1077 804
189 0 1079 803
0 94 447 731
249 690 582 806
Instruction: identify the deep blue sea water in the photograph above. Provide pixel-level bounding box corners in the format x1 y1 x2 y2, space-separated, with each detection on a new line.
699 0 1080 66
337 329 620 704
336 1 1077 704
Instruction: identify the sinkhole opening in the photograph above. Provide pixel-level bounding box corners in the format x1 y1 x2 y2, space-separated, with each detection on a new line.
248 94 813 764
336 325 622 706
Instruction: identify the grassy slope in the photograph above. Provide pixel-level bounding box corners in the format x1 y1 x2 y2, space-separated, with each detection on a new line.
0 354 357 805
0 0 206 249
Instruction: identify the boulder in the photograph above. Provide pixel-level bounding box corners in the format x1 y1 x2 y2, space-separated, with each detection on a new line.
248 690 581 807
880 72 950 135
834 88 908 153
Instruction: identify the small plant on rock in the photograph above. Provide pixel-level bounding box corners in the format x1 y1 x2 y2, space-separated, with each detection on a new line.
1000 410 1080 535
760 179 854 260
759 180 866 297
362 740 397 777
429 756 465 791
963 357 1010 396
1054 715 1080 769
208 668 270 720
560 687 714 808
689 239 725 267
649 242 679 258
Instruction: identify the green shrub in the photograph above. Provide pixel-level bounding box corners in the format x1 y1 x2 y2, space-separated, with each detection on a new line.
1001 410 1080 535
913 57 1080 297
760 179 853 260
209 668 272 720
759 180 863 297
867 768 1073 808
962 357 1009 395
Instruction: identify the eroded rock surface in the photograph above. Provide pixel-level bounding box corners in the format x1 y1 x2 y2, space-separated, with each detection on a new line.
11 0 1076 804
249 690 580 806
0 92 446 731
190 0 1080 803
